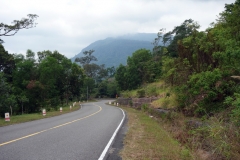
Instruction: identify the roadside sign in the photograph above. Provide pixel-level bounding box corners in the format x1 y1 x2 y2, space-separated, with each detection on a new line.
5 113 10 121
42 109 46 116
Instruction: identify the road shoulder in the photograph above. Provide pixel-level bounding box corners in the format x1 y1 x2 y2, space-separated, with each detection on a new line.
105 110 128 160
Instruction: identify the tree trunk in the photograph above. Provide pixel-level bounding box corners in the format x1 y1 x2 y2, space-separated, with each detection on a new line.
10 105 12 116
22 102 23 115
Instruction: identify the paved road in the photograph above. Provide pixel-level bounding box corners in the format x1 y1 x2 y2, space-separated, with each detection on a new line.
0 100 125 160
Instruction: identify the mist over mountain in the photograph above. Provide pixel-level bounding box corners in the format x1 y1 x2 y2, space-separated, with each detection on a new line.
72 33 159 68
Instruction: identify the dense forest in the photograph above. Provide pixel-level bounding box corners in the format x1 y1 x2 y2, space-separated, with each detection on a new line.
0 45 119 117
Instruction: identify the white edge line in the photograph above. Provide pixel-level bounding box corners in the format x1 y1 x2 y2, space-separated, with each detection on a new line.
98 108 125 160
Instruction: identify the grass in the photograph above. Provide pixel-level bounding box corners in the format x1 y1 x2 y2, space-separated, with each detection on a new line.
119 79 240 159
120 106 193 160
151 92 178 109
0 102 81 127
121 81 167 98
121 81 178 109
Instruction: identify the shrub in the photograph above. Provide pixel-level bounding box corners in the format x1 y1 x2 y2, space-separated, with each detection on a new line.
141 104 149 112
137 89 145 98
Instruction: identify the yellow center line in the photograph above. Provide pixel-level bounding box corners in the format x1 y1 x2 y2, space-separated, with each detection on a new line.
0 104 102 147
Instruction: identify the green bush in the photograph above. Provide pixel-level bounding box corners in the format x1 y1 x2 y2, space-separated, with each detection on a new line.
146 86 157 96
137 89 145 98
141 104 149 112
230 93 240 126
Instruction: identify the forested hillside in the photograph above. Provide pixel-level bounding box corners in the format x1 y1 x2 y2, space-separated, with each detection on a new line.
72 33 157 68
114 1 240 158
115 1 240 116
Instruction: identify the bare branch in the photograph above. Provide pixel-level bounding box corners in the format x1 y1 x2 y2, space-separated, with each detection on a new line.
0 14 38 37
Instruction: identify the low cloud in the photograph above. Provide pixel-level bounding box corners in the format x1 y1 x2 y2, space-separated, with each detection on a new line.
0 0 235 58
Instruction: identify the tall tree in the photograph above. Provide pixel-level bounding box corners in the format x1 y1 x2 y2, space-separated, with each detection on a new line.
115 64 127 90
0 44 15 82
0 14 38 43
167 19 200 57
75 50 97 65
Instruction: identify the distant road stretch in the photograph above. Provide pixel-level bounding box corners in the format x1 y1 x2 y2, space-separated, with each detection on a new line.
0 100 125 160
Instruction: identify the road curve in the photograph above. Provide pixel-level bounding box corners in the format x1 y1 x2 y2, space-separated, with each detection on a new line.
0 100 125 160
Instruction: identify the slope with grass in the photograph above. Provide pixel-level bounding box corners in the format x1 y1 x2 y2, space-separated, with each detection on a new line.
119 80 240 159
120 106 192 160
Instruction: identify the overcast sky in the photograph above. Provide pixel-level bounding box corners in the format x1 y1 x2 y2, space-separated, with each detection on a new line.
0 0 236 58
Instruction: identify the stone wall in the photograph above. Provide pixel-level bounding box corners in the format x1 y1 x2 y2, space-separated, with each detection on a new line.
117 98 132 106
117 97 159 108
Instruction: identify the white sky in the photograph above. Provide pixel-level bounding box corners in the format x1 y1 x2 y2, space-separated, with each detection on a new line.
0 0 236 58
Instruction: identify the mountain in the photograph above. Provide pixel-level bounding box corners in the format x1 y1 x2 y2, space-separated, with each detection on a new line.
71 33 158 68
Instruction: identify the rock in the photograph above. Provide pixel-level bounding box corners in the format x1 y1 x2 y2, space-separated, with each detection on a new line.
155 108 169 114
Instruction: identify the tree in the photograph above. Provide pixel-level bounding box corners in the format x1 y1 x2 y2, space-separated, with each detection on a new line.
127 49 152 84
152 28 164 54
75 50 101 81
107 66 115 77
167 19 200 57
26 49 35 61
83 63 100 79
0 72 11 117
69 63 85 100
115 64 127 90
38 56 63 109
75 50 97 65
0 44 15 82
97 64 108 82
0 14 38 43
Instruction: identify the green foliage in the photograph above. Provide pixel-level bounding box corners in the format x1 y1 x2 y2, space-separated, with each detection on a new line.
161 56 177 85
0 44 15 82
145 86 157 97
188 69 222 95
115 64 127 90
137 89 145 98
0 72 11 117
115 49 161 90
0 46 87 116
75 50 97 65
227 93 240 126
160 2 240 113
166 19 200 57
141 104 149 112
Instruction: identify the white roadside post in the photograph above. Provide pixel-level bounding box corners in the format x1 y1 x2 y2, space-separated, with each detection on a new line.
109 101 111 105
60 107 62 112
70 105 72 110
5 112 10 121
117 103 119 106
42 109 46 116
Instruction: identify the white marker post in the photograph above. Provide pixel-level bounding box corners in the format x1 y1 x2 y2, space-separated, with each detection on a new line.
42 109 46 116
5 112 10 121
60 107 62 112
70 105 72 110
117 103 119 106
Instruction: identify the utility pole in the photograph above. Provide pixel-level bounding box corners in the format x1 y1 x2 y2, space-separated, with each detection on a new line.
87 86 88 102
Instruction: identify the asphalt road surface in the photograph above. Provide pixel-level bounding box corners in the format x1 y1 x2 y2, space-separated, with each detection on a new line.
0 100 125 160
